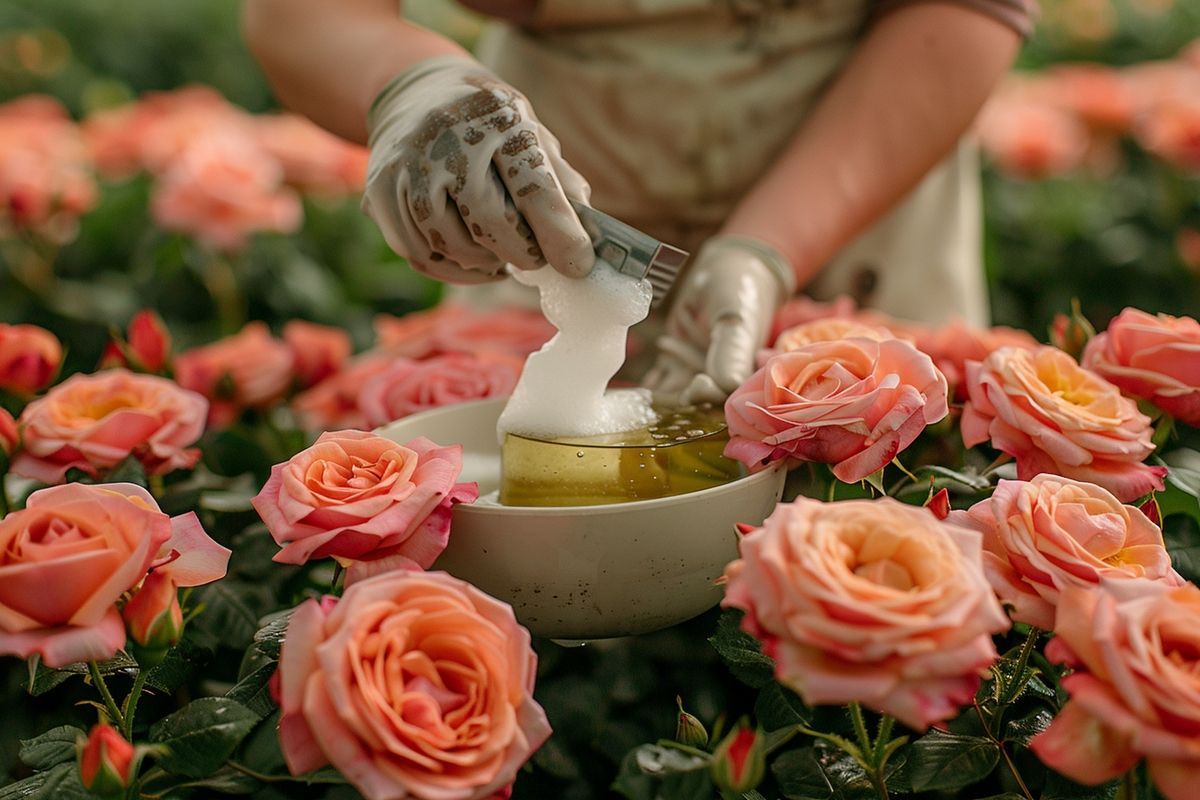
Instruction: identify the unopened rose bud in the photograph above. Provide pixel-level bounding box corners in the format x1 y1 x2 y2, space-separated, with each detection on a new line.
1049 300 1094 361
128 310 172 373
97 341 128 371
78 724 135 797
675 696 709 748
709 722 766 794
1139 497 1162 527
122 571 183 652
925 487 951 520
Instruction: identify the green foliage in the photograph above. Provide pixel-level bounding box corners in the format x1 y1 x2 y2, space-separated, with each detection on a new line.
708 609 776 689
148 698 259 778
18 726 84 771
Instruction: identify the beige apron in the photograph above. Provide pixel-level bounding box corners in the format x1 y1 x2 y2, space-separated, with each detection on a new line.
442 0 989 327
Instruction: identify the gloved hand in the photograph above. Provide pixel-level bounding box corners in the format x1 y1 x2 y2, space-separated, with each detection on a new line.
363 55 595 284
644 236 796 404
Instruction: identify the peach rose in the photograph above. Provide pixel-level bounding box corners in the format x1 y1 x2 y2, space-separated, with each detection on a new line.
175 322 295 427
961 345 1166 502
1135 98 1200 173
0 323 62 395
1031 581 1200 800
1081 308 1200 425
0 482 228 667
374 305 470 360
948 476 1181 629
771 318 892 353
251 113 368 196
291 353 396 432
278 569 549 800
912 319 1040 402
768 294 858 345
722 497 1009 730
282 320 352 390
724 338 949 482
976 96 1090 178
253 430 477 566
359 352 523 428
150 131 302 252
435 307 554 359
1045 64 1136 133
12 369 207 484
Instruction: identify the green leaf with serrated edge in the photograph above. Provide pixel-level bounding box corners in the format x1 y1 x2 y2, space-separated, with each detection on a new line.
709 609 775 689
146 635 214 694
755 682 811 733
169 767 263 795
1041 771 1119 800
1005 708 1053 747
24 659 71 697
149 697 259 778
248 609 292 662
225 661 278 719
906 729 1000 793
190 582 259 649
0 762 91 800
19 726 85 770
772 748 833 800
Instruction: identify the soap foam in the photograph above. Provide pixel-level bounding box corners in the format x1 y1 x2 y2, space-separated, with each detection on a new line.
496 262 656 442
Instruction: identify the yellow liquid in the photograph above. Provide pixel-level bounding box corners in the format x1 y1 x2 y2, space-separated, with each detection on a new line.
499 404 746 507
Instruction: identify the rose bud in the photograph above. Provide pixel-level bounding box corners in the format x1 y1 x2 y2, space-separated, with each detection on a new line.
78 724 135 797
925 487 952 520
128 310 172 373
709 723 766 794
1049 300 1095 360
675 696 709 749
122 570 184 652
0 407 16 457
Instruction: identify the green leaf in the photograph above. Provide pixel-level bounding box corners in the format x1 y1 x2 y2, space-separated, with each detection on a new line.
149 697 259 778
190 582 260 650
755 682 811 732
101 455 149 488
0 762 91 800
170 766 263 795
913 464 994 492
772 747 879 800
226 661 278 719
905 729 1000 793
1005 708 1053 747
612 744 712 800
19 726 85 770
146 634 215 694
24 661 73 697
708 609 775 689
1041 771 1119 800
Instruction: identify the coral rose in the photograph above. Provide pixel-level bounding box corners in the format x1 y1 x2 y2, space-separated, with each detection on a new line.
724 338 949 482
282 320 352 390
911 319 1040 402
949 476 1181 629
374 305 470 360
435 307 554 359
0 323 62 395
0 407 16 456
0 483 228 667
1031 581 1200 800
175 322 295 427
359 352 523 428
1081 307 1200 425
291 353 396 432
976 95 1090 178
253 430 478 566
126 309 172 373
722 497 1009 730
961 345 1166 502
277 569 550 800
768 294 858 345
251 113 368 196
12 369 207 484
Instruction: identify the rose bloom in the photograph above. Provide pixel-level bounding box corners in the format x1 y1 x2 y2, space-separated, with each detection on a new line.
948 475 1181 629
251 113 369 196
277 569 549 800
253 430 477 566
283 320 352 390
724 337 949 482
1081 307 1200 425
12 369 207 484
722 497 1009 730
150 131 302 252
175 322 296 427
374 305 471 360
0 322 62 395
773 319 892 352
0 407 16 455
1044 64 1137 133
292 353 397 431
1135 98 1200 173
0 95 97 242
976 95 1090 178
126 309 172 373
434 307 554 360
962 346 1166 502
768 294 858 345
1031 581 1200 800
911 319 1040 402
0 482 228 668
359 352 523 428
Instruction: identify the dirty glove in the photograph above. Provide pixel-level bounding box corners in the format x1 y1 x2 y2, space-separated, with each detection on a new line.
644 236 796 404
363 55 595 284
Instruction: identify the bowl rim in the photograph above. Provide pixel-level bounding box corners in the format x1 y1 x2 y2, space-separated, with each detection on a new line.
374 397 786 518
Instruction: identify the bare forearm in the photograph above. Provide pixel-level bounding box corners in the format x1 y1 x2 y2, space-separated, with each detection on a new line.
721 3 1020 287
241 0 468 143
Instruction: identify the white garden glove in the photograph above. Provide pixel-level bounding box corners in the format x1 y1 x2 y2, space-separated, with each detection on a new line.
644 236 796 404
363 55 595 283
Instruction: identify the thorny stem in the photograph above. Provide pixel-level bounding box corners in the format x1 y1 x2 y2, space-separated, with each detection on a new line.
88 661 126 730
973 701 1034 800
848 703 892 800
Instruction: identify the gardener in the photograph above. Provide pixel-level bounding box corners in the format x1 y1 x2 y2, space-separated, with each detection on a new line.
242 0 1029 401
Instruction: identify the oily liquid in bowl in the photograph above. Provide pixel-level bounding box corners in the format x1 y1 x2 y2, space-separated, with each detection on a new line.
499 404 747 507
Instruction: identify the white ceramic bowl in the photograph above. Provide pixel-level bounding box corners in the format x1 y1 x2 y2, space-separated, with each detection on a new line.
375 397 785 640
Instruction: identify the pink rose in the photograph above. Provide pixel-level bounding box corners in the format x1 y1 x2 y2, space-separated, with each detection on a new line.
150 131 302 252
374 305 470 360
291 353 395 431
911 319 1040 402
1081 307 1200 425
948 476 1181 629
768 295 859 345
434 307 554 359
253 430 477 566
0 323 62 395
1044 64 1136 133
0 407 16 456
961 345 1166 502
359 352 523 428
282 320 352 390
0 483 228 667
12 369 207 484
767 319 892 364
722 497 1009 730
1135 97 1200 173
175 322 295 427
251 113 368 196
1031 581 1200 800
277 570 550 800
724 338 949 482
976 93 1090 178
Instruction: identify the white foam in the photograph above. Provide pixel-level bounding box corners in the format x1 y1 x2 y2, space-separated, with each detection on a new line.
497 262 656 442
